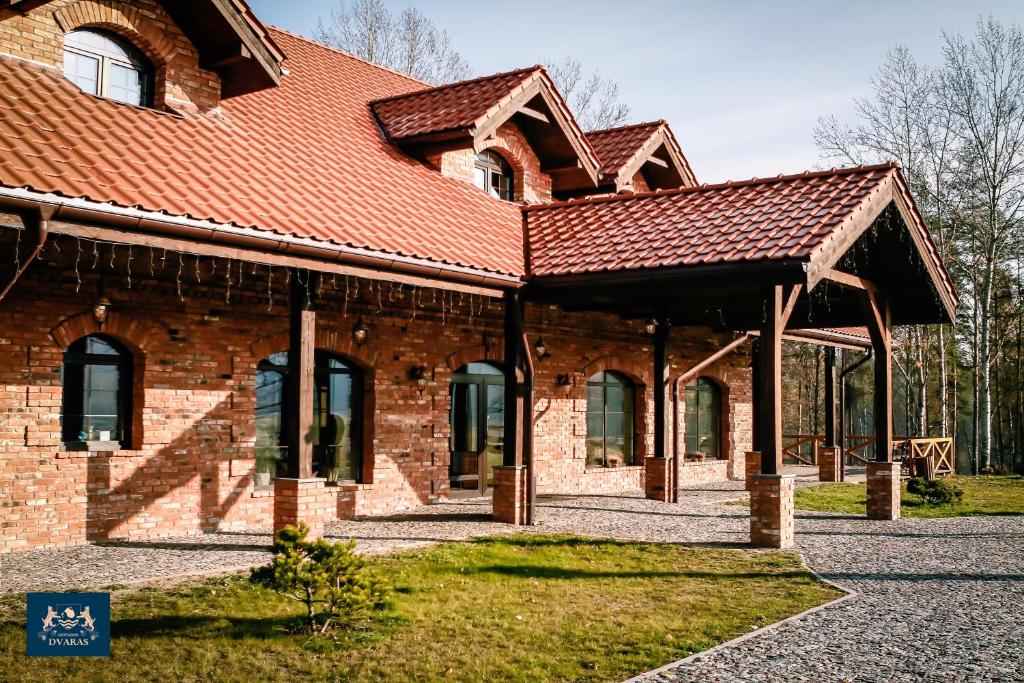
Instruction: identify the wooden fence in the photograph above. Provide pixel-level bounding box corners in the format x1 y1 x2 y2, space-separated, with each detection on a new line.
781 434 955 479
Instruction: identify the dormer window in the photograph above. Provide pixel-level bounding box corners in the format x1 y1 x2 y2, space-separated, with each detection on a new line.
63 29 152 107
474 150 514 201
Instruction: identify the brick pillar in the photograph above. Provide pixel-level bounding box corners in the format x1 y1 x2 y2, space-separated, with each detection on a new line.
492 465 527 525
749 473 795 548
866 461 901 520
744 450 761 491
728 449 746 481
816 445 842 482
274 477 330 538
644 456 672 502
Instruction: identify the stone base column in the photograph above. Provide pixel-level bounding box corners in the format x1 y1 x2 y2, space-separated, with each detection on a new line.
644 457 672 502
866 461 901 520
749 474 795 548
274 477 330 538
492 466 527 525
816 446 842 482
744 450 761 491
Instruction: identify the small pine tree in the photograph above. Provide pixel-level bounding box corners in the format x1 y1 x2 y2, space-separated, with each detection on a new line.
906 477 964 506
251 523 388 633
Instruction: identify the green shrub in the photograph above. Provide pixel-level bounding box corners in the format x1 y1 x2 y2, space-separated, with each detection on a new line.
907 477 964 506
251 523 388 633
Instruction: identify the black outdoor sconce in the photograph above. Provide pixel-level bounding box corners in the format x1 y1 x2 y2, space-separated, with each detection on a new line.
644 319 658 336
533 337 550 361
352 318 369 346
410 365 429 394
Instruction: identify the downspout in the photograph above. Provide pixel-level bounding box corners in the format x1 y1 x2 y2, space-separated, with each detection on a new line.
511 292 536 525
838 348 872 477
0 206 52 304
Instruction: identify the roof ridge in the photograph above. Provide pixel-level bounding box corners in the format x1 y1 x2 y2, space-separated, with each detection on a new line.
523 161 900 212
267 26 431 88
586 120 667 136
368 65 544 107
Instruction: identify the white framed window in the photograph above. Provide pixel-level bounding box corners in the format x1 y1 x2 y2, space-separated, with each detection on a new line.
63 29 152 107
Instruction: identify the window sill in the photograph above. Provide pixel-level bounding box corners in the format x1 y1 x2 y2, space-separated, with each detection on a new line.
63 440 123 452
584 465 643 472
57 443 137 457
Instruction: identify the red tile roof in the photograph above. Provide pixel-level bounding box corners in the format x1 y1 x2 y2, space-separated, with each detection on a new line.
371 67 542 141
587 121 666 179
0 29 526 276
525 164 900 277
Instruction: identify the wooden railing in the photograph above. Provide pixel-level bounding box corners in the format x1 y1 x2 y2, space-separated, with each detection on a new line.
782 434 955 479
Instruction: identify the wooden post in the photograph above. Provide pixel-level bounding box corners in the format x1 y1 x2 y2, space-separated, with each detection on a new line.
860 290 893 462
502 291 521 467
824 346 836 448
653 318 669 459
750 338 761 453
758 284 801 475
284 270 316 479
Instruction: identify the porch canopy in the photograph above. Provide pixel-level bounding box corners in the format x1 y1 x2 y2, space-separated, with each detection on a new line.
523 162 958 476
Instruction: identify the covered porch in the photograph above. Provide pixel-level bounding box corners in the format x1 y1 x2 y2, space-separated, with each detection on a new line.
514 163 958 548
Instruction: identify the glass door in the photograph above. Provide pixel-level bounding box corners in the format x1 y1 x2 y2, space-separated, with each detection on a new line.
449 362 505 496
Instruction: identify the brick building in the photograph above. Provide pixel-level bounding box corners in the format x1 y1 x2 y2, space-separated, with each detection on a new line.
0 0 956 553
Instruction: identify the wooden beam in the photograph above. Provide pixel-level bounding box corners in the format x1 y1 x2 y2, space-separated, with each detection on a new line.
502 291 522 468
758 284 802 474
542 161 583 174
653 318 669 459
824 347 836 448
284 271 316 479
859 289 893 462
750 338 761 453
644 156 669 168
821 268 879 293
37 219 507 298
518 106 550 123
677 333 752 385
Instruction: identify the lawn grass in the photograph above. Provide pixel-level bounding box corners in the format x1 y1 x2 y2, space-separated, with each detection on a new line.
790 475 1024 518
0 534 841 683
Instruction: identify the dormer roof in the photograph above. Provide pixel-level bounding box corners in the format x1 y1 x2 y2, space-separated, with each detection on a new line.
371 66 600 193
586 120 696 192
0 0 285 98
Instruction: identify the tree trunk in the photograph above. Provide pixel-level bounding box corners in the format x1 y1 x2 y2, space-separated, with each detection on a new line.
978 253 996 472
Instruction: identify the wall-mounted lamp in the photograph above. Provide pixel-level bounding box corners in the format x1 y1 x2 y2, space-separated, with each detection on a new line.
556 373 573 396
352 318 369 346
533 337 550 361
409 365 429 394
92 296 112 326
644 319 658 336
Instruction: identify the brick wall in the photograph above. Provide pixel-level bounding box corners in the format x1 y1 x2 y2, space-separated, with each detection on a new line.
0 0 222 111
427 122 553 204
0 233 751 552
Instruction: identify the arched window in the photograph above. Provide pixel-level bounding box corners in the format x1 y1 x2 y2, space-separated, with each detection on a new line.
474 150 514 201
586 371 635 467
63 29 152 107
61 335 132 448
255 351 363 484
684 377 722 459
449 361 505 496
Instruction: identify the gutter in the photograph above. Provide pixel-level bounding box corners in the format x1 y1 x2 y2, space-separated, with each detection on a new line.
0 187 524 291
0 205 52 304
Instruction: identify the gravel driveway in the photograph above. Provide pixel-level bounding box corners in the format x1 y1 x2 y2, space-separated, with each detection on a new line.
3 480 1021 683
646 512 1024 683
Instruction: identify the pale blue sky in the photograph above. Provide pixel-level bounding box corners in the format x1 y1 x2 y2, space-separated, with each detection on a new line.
249 0 1024 183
